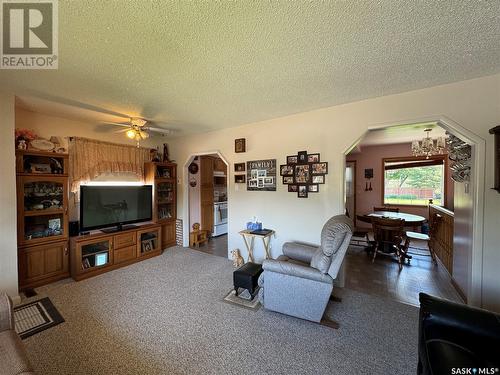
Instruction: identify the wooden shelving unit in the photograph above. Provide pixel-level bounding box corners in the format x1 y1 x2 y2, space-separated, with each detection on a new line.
145 162 177 249
16 150 70 289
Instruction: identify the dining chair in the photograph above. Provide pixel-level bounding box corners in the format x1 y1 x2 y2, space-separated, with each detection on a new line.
371 217 407 270
405 213 443 263
373 206 400 213
346 208 370 246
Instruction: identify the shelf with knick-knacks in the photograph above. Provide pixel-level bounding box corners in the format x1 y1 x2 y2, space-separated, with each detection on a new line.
16 149 68 176
17 175 68 246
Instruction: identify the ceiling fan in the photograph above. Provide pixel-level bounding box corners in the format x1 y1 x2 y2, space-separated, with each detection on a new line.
103 117 171 146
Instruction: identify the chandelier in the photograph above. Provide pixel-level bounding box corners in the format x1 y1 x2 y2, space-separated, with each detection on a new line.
411 128 446 159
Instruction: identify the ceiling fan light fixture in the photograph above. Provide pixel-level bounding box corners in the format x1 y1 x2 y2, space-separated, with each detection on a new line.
131 117 147 127
126 129 136 139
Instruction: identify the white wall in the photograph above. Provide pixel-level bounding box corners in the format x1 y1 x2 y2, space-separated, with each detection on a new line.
0 93 19 302
169 74 500 312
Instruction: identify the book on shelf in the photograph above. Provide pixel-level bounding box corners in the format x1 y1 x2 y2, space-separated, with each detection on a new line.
82 258 91 270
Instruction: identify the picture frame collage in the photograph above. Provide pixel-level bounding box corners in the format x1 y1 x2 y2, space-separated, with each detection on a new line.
280 151 328 198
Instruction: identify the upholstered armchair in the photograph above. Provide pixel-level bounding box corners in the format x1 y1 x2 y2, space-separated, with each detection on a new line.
258 215 353 326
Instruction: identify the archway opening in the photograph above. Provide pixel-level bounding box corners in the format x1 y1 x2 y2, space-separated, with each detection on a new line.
342 118 484 308
183 151 230 258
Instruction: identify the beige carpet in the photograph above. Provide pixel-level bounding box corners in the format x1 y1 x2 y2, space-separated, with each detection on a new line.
24 247 418 375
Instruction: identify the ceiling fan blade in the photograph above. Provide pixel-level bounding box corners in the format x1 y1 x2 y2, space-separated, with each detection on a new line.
101 121 131 128
114 128 130 133
147 127 171 135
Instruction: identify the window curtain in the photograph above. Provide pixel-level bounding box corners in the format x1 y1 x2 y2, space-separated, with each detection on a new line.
69 137 151 192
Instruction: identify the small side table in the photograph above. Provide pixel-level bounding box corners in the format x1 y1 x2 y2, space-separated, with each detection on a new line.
238 229 275 263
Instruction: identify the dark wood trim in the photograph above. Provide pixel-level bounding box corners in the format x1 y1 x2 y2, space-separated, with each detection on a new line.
346 160 357 226
451 277 468 303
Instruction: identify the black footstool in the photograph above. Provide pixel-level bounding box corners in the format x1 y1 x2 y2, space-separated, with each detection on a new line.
233 262 263 296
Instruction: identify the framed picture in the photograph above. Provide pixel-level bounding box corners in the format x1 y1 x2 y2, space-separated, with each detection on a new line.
312 175 325 184
263 177 274 185
280 164 294 176
287 155 298 164
257 170 267 177
234 163 245 172
235 138 246 153
308 184 319 193
297 151 308 164
311 162 328 175
288 184 298 192
307 153 320 163
295 164 310 184
283 176 294 184
297 185 308 198
247 159 276 191
235 175 246 183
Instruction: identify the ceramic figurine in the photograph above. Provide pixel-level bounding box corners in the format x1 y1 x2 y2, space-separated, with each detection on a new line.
163 143 170 162
17 139 27 150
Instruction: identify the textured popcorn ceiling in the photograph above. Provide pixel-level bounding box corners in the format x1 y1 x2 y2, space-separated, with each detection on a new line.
2 1 500 135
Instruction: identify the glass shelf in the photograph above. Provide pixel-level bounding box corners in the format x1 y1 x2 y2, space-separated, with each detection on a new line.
155 166 174 178
24 181 64 212
24 213 64 241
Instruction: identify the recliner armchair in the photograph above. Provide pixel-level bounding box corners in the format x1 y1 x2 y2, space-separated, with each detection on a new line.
258 215 353 326
418 293 500 375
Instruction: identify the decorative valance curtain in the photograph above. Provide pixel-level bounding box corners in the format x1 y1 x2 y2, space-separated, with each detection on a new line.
69 137 151 192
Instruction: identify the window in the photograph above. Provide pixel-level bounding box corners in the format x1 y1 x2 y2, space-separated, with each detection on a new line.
383 157 445 206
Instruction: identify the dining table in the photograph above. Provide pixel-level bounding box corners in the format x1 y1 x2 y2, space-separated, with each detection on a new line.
357 211 426 261
357 211 426 228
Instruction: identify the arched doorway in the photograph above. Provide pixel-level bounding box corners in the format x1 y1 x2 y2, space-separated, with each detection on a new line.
342 117 485 307
182 151 230 258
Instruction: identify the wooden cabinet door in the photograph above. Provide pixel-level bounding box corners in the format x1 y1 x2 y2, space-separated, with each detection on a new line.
19 240 69 288
200 156 214 233
75 236 113 275
200 156 214 186
214 158 226 173
137 226 162 257
18 175 69 247
161 221 176 248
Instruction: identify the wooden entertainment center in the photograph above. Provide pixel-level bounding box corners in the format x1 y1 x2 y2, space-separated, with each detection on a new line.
70 223 162 281
16 149 178 288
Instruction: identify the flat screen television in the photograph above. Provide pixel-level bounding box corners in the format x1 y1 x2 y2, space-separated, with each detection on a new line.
80 185 152 232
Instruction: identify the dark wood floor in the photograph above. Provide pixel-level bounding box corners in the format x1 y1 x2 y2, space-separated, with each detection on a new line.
190 232 462 307
345 241 463 307
190 234 228 258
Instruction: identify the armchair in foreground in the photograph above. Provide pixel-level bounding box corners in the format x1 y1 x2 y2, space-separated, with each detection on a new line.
418 293 500 375
257 215 353 328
